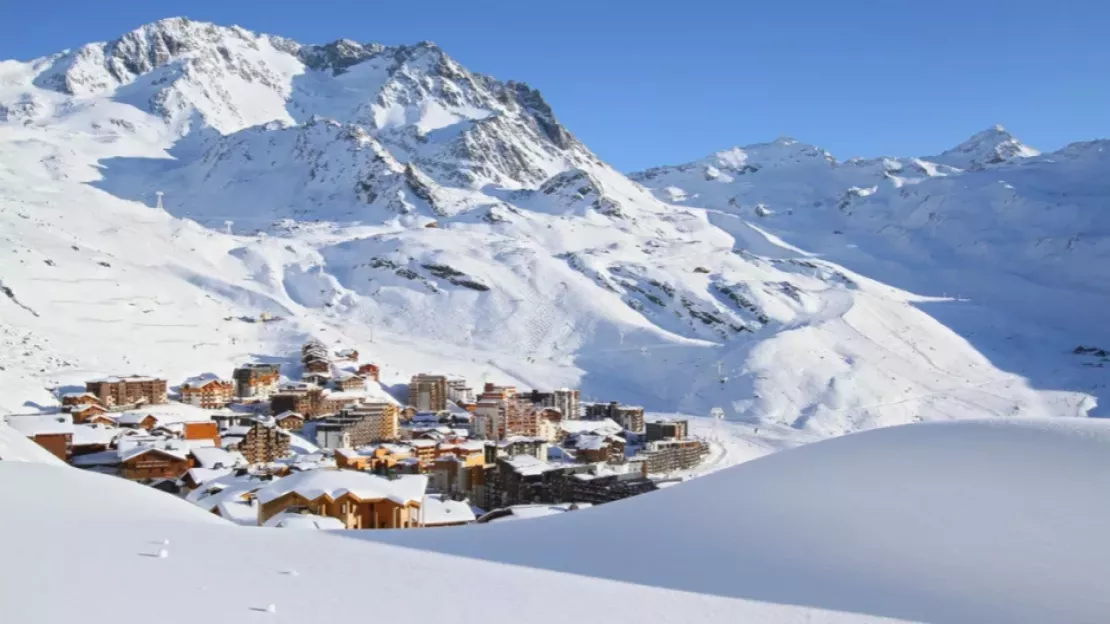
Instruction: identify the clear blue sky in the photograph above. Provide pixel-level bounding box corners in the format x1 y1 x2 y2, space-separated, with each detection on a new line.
1 0 1106 171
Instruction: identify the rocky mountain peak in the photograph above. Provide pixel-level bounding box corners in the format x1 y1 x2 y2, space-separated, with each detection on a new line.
296 38 386 74
931 124 1040 169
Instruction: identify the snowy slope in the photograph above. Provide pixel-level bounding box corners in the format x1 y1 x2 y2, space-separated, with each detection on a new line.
0 17 1104 438
0 462 896 624
369 418 1110 623
632 131 1110 421
4 418 1110 623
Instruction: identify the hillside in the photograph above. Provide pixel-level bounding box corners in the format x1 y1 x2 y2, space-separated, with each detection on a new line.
4 418 1110 623
0 17 1105 438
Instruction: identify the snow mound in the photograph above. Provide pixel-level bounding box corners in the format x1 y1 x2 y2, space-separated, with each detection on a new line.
368 418 1110 623
0 462 889 623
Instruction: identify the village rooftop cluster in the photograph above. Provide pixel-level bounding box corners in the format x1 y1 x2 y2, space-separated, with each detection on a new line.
3 339 709 528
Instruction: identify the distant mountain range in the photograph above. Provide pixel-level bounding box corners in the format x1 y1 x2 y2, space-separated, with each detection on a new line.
0 17 1106 435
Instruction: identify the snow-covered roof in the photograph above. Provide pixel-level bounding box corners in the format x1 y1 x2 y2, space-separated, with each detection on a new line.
575 434 608 451
264 512 345 530
421 496 476 526
274 410 304 420
190 447 246 469
69 449 121 467
185 467 233 487
216 499 259 526
119 444 189 463
61 392 98 400
504 454 557 476
116 403 214 426
71 424 119 447
256 469 426 505
181 374 228 387
409 439 437 448
560 418 623 436
324 390 368 402
70 403 107 413
5 413 74 437
480 503 590 524
88 375 162 383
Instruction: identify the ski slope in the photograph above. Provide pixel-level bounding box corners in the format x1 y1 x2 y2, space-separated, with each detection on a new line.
4 418 1110 623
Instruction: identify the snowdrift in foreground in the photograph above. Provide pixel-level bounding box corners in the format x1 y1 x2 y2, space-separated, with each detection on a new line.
367 418 1110 623
4 419 1110 623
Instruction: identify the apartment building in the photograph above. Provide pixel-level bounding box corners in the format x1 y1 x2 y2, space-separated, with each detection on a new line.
446 378 474 405
641 438 708 474
614 405 645 434
236 422 291 464
314 403 400 449
409 374 448 411
86 376 168 407
646 419 689 442
179 377 235 409
232 364 280 399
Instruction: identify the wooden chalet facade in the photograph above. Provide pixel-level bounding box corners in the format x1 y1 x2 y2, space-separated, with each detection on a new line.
237 423 290 464
119 448 191 480
180 378 235 409
356 363 380 382
70 403 109 424
336 374 365 392
86 377 168 407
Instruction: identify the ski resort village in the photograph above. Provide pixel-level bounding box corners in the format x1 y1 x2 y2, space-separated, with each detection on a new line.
1 13 1109 624
3 338 713 527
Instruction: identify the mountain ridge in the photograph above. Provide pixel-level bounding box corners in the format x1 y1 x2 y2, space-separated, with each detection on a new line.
0 18 1105 439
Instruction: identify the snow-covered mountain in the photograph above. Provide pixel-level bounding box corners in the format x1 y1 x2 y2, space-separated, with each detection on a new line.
0 17 1105 438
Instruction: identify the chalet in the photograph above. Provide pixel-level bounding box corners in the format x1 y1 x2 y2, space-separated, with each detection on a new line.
179 376 235 409
184 421 221 446
187 444 246 468
61 392 102 408
303 358 331 374
335 374 365 392
356 363 380 382
334 444 413 473
5 413 74 461
118 412 158 430
187 473 276 525
419 496 476 527
256 470 428 529
86 376 168 407
70 423 119 456
273 411 305 430
70 402 110 424
118 445 191 481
